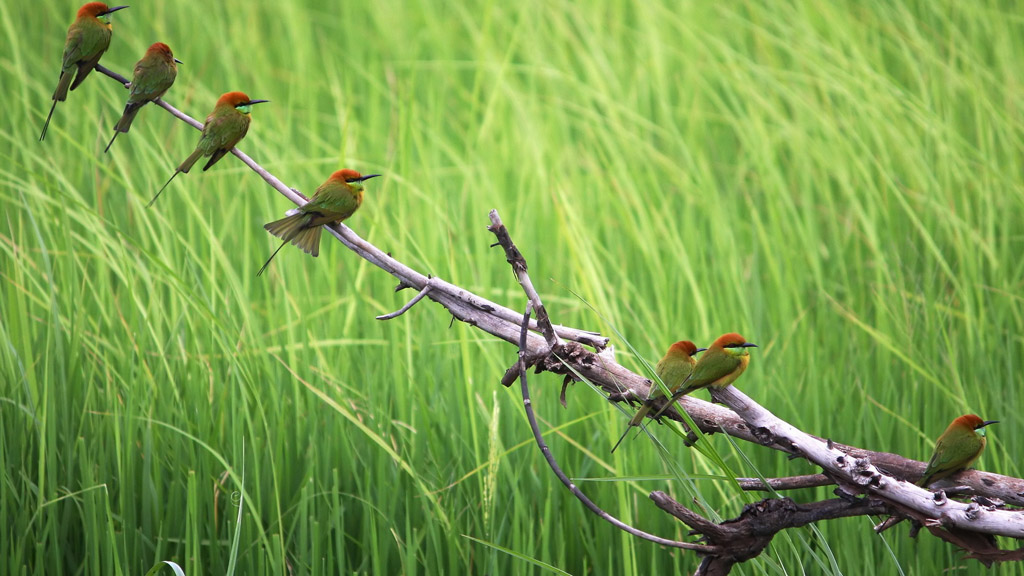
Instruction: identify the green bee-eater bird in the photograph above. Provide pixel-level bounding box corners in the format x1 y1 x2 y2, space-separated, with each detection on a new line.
104 42 181 153
40 2 129 141
610 340 706 452
257 169 380 276
649 332 758 420
917 414 997 488
148 91 269 206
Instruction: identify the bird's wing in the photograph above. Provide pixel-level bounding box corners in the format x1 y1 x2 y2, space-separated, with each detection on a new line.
199 113 250 155
62 22 109 71
60 26 88 70
128 61 174 102
657 359 694 395
922 447 947 476
302 184 359 225
921 438 958 481
686 352 741 389
923 433 978 479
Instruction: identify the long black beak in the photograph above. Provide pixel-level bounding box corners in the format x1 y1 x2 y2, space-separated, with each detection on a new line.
245 99 270 106
979 420 999 428
102 5 129 15
174 58 183 64
741 342 758 348
695 348 708 353
357 174 381 182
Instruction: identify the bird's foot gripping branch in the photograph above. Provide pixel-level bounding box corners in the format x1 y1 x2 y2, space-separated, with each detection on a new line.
86 63 1024 575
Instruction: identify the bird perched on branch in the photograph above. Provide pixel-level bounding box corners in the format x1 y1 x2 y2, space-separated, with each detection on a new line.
149 91 268 206
917 414 997 488
257 169 381 276
649 332 757 420
104 42 181 153
611 340 705 452
40 2 129 141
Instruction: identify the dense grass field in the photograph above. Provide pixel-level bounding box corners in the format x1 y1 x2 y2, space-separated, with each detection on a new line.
3 0 1023 574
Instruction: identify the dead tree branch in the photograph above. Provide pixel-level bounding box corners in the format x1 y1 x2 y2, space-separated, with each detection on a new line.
711 385 1024 537
91 64 1024 572
484 206 1024 569
651 491 890 575
488 211 560 349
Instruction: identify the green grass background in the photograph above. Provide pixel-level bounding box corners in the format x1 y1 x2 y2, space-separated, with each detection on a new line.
2 0 1022 574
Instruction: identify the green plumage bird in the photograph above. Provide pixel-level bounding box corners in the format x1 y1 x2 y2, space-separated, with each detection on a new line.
619 332 758 449
40 2 129 141
105 42 181 153
657 332 757 407
257 169 381 276
610 340 704 452
917 414 997 487
149 91 268 206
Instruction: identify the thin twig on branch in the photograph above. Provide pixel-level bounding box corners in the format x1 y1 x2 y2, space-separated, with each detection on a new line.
376 285 431 320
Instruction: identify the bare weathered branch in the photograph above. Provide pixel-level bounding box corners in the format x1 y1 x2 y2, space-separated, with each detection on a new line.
487 210 560 349
713 385 1024 538
484 208 1024 568
652 491 890 575
90 63 1024 572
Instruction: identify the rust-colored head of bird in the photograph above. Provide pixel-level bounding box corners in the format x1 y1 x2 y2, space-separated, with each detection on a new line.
331 169 381 188
667 341 705 357
711 332 757 351
217 91 251 107
78 2 128 22
146 42 181 64
954 414 998 433
77 2 108 18
216 91 269 113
